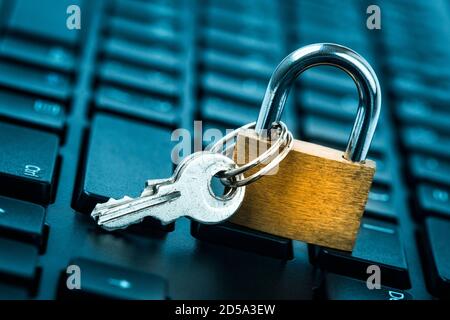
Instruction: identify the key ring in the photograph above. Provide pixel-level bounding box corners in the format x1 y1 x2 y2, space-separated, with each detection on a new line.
208 121 294 188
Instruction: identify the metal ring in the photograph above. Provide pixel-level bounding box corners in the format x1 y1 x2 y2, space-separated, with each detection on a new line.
217 122 289 179
220 129 293 188
208 121 294 187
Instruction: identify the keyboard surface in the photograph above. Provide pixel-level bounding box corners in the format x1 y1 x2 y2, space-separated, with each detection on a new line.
0 0 449 300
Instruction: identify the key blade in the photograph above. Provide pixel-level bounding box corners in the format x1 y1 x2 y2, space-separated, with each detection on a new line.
91 196 133 219
95 191 181 230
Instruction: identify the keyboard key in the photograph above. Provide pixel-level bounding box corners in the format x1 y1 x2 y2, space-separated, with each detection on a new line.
0 60 71 100
416 184 450 218
59 257 168 299
302 116 386 154
409 154 450 187
396 100 450 133
0 35 76 71
204 6 279 39
98 59 178 98
102 36 181 73
0 283 29 300
366 186 396 221
0 122 59 204
392 75 450 106
107 16 178 47
7 0 82 46
201 48 273 80
318 273 412 300
423 217 450 297
0 89 65 132
387 55 449 85
74 114 174 231
94 84 178 125
310 218 410 289
0 237 38 287
112 1 182 33
201 71 266 105
300 68 356 95
202 28 279 58
0 196 46 247
298 90 358 122
401 126 450 159
191 222 293 260
112 0 177 23
371 155 393 186
200 94 259 127
209 0 277 16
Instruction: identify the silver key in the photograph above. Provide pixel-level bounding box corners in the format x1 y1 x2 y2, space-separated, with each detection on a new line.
91 152 245 231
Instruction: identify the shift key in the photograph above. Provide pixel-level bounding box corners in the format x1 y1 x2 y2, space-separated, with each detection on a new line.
0 122 59 204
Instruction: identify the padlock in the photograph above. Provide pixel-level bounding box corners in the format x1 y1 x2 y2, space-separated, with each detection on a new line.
230 43 381 251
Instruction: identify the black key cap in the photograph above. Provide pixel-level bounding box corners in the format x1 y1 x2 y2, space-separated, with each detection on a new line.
200 94 259 127
107 16 178 47
298 90 358 122
191 222 293 260
0 60 71 100
423 217 450 297
318 273 412 300
112 0 177 22
300 68 355 95
202 28 279 58
0 196 46 247
102 37 180 73
201 71 265 105
75 114 174 230
311 218 410 288
372 155 393 186
0 89 65 132
396 100 450 133
401 126 450 159
0 35 76 71
302 116 386 154
0 122 59 204
366 186 396 221
0 237 38 287
204 6 279 39
416 184 450 218
98 59 178 98
0 283 29 300
392 76 449 105
386 53 450 81
59 258 168 299
7 0 82 46
94 84 178 126
201 48 273 80
409 154 450 187
209 0 277 16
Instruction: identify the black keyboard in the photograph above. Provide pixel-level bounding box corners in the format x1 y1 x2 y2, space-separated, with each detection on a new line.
0 0 449 300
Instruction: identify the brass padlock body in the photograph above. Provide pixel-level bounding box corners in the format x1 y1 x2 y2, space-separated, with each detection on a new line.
231 131 376 251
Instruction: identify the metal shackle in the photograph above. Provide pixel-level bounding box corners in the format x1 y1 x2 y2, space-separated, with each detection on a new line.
255 43 381 162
